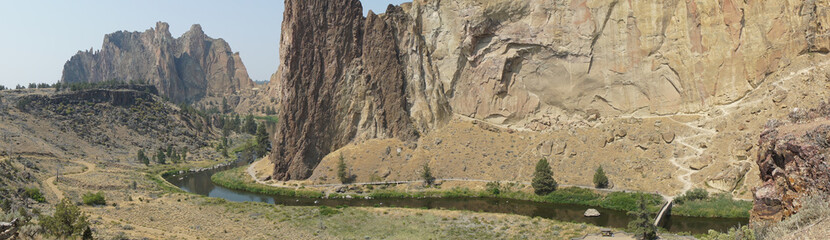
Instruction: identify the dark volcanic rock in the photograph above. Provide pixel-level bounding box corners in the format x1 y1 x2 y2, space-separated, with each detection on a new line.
752 102 830 222
270 1 416 180
61 22 254 103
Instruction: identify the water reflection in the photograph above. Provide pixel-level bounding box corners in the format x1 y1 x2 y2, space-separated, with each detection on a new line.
165 160 748 234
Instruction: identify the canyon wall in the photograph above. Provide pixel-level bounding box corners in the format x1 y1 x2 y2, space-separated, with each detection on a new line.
271 0 830 180
62 22 255 103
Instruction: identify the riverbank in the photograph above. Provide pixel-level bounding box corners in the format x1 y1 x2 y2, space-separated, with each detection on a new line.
213 164 751 219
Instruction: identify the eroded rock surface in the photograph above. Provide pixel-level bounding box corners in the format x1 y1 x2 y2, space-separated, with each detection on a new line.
752 102 830 222
62 22 254 103
270 0 830 180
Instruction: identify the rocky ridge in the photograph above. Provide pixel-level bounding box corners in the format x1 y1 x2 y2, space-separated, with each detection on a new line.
62 22 255 103
270 0 830 181
752 102 830 222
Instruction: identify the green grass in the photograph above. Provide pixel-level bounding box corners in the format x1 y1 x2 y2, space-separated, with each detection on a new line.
254 115 279 124
82 191 106 206
25 187 46 203
672 194 752 218
211 167 323 198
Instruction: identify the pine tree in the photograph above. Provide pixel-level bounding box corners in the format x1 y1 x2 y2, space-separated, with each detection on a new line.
593 166 609 188
421 162 435 186
243 115 257 134
255 123 270 157
166 144 174 158
627 195 657 240
222 97 230 114
156 150 166 165
531 158 557 195
137 149 149 166
337 155 349 183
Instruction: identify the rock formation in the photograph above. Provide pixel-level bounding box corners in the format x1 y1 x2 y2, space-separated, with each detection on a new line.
62 22 254 103
270 0 830 180
752 103 830 222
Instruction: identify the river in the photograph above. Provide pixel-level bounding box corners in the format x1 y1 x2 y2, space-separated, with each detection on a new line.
165 159 748 234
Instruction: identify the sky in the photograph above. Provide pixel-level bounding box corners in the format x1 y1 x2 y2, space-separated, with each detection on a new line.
0 0 410 87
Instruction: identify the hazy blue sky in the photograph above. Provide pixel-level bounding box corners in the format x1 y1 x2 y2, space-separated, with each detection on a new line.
0 0 409 87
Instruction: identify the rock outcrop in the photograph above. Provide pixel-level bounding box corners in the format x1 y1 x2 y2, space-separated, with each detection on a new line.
270 0 830 180
752 102 830 222
62 22 254 103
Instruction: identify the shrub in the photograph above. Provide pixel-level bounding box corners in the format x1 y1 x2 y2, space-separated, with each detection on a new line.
81 192 106 206
485 181 501 195
40 198 89 238
675 188 708 204
25 188 46 203
532 158 557 195
701 225 755 240
593 166 609 188
421 163 435 186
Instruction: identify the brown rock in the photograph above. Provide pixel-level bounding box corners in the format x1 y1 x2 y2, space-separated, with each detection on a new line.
61 22 254 103
661 131 675 144
270 0 416 180
751 100 830 222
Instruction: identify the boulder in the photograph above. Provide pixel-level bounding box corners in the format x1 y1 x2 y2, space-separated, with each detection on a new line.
584 209 601 217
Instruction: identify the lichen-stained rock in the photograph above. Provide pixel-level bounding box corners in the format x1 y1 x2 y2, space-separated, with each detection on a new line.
61 22 254 103
269 0 830 180
751 101 830 222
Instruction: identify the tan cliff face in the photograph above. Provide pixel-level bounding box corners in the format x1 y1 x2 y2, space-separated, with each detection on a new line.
62 22 255 103
270 0 830 181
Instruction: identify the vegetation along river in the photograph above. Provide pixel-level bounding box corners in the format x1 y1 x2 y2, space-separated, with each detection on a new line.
165 159 748 234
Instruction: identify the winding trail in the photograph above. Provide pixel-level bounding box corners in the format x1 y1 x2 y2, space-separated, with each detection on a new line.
44 159 96 201
44 159 195 240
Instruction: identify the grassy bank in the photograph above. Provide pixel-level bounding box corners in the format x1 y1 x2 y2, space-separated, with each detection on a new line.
211 166 323 198
210 165 750 219
672 195 752 218
369 186 664 213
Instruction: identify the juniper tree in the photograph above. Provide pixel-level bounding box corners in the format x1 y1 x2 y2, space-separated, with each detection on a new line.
532 158 557 195
40 198 89 238
422 163 435 186
593 166 609 188
337 155 349 184
255 123 270 157
628 195 657 240
137 149 149 166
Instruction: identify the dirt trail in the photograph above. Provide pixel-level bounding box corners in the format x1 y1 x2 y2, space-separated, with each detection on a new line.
44 159 96 200
44 159 195 240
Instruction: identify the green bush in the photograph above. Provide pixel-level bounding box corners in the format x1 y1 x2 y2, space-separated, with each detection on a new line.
593 166 609 188
532 158 557 195
675 188 709 204
485 182 501 195
318 206 341 216
25 187 46 203
701 225 755 240
40 198 89 238
81 192 106 206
